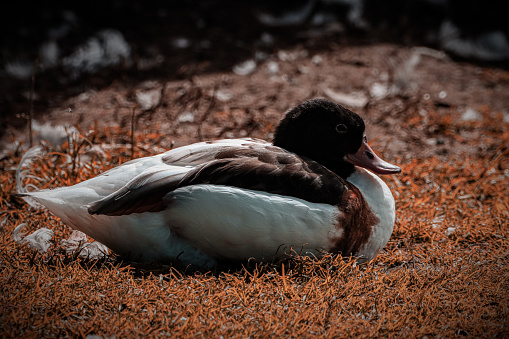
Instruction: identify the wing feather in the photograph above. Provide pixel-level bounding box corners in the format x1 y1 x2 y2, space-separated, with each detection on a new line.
88 144 346 216
88 169 187 216
177 146 346 205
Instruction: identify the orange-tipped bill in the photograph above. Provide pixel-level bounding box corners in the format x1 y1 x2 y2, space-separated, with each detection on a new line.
346 139 401 175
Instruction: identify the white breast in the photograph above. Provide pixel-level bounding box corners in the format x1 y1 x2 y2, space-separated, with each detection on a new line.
346 167 396 261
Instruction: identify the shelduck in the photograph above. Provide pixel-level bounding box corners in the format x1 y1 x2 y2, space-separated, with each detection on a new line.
16 99 400 268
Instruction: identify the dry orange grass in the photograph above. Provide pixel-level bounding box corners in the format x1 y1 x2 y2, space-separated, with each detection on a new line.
1 111 508 337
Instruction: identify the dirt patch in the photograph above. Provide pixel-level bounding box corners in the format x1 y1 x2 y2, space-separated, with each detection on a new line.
4 43 509 163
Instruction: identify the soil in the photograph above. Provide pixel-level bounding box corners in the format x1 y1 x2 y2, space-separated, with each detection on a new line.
3 42 509 163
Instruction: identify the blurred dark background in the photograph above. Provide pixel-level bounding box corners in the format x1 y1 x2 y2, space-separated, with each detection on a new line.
1 0 508 134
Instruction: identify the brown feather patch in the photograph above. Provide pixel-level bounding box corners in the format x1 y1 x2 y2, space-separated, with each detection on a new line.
328 181 380 256
176 145 347 205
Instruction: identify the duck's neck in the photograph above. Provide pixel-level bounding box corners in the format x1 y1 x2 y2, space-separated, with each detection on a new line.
321 158 356 179
273 139 355 179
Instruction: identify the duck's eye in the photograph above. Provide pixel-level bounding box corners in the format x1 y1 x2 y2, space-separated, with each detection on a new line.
335 124 347 133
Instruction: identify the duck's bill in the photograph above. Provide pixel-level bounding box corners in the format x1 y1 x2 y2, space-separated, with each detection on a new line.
346 140 401 175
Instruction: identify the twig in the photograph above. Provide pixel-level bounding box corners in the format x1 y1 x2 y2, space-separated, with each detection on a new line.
131 105 137 160
197 84 217 141
28 58 39 147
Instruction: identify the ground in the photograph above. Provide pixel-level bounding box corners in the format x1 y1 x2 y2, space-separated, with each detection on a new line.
3 43 509 161
1 39 509 336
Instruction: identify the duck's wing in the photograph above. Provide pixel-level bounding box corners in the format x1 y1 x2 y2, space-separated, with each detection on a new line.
89 145 346 216
178 146 347 205
88 138 271 215
88 167 188 216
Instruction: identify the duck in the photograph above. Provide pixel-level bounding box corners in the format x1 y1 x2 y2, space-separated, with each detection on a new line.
16 99 401 268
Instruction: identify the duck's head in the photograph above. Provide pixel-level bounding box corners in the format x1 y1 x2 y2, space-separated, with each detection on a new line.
273 99 401 178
